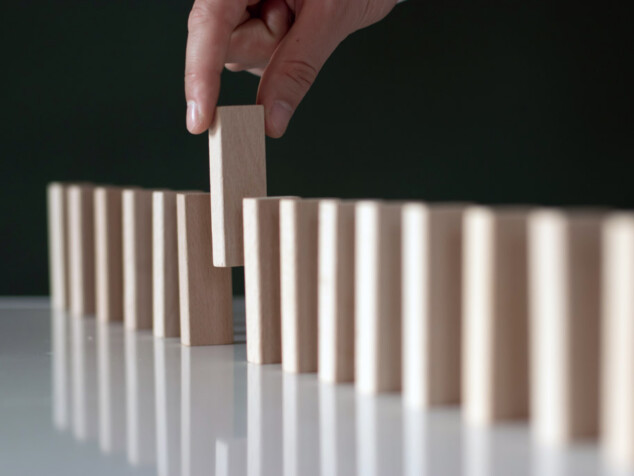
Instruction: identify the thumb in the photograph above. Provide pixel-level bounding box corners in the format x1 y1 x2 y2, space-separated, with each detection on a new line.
256 6 348 138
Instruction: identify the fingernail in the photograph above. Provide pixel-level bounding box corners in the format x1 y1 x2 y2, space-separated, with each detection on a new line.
268 100 293 137
186 100 200 132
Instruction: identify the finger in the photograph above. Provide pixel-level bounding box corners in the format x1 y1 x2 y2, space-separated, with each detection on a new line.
225 63 265 76
185 0 248 134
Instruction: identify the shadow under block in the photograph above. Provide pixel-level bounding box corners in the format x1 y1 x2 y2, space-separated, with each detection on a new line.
209 105 267 267
48 182 70 310
462 207 529 425
67 184 96 317
402 203 464 407
177 193 233 346
122 188 153 331
318 199 356 383
355 201 403 394
280 198 319 373
153 190 180 338
94 187 124 323
529 210 602 446
602 214 634 468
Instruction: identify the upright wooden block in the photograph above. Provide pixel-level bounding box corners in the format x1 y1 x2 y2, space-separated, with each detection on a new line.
462 206 529 425
67 184 96 317
402 203 465 407
48 182 70 310
122 188 153 330
153 190 180 338
209 105 266 267
177 192 233 346
318 199 356 383
280 198 319 373
243 197 294 364
355 201 403 394
529 209 602 446
94 186 124 322
602 214 634 468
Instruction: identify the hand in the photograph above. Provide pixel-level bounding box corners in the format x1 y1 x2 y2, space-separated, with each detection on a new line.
185 0 397 138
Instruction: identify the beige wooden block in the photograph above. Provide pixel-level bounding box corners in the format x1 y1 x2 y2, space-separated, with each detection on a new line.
67 184 96 317
402 203 465 407
318 199 356 383
209 105 266 267
94 186 124 323
122 188 153 331
280 198 319 373
462 206 529 425
243 197 296 364
177 192 233 346
601 214 634 468
48 182 70 310
355 201 403 394
529 209 602 446
153 190 180 338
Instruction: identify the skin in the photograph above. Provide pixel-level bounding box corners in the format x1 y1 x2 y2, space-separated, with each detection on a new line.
184 0 398 138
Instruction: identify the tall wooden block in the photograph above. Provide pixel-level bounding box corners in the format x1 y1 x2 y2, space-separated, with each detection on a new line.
529 210 602 445
280 198 319 373
153 190 180 338
122 188 153 330
602 214 634 468
462 207 529 425
67 184 96 317
177 193 233 346
402 203 464 407
94 186 124 322
318 199 356 383
209 105 266 267
355 201 403 394
48 182 70 310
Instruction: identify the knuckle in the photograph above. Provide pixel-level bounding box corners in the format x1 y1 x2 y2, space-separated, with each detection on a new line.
278 59 318 92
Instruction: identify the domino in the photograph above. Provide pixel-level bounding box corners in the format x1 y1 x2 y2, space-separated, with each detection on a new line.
209 105 266 267
318 199 356 383
94 186 124 322
402 203 465 407
47 182 70 310
215 438 247 476
279 198 320 373
529 209 602 445
355 201 403 394
177 192 233 346
462 206 529 425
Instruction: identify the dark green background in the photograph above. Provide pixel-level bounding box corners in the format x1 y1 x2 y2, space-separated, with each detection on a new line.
1 1 632 295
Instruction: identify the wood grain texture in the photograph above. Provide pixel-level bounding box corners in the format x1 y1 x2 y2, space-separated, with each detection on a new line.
48 182 70 310
280 198 320 373
318 199 356 383
355 201 403 394
463 206 529 425
67 184 96 317
529 209 602 446
153 190 180 338
402 203 465 407
94 186 124 323
122 188 153 331
209 105 266 267
177 192 233 346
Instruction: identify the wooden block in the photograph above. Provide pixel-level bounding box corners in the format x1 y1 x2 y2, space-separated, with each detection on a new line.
153 190 180 338
462 206 529 425
122 188 153 330
601 214 634 468
355 201 403 394
279 198 319 373
177 192 233 346
402 203 465 407
529 209 602 445
243 197 295 364
215 438 247 476
94 186 124 323
47 182 70 310
67 184 96 317
209 105 266 267
318 199 356 383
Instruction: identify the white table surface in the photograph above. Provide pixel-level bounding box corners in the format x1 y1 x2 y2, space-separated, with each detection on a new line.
0 297 628 476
